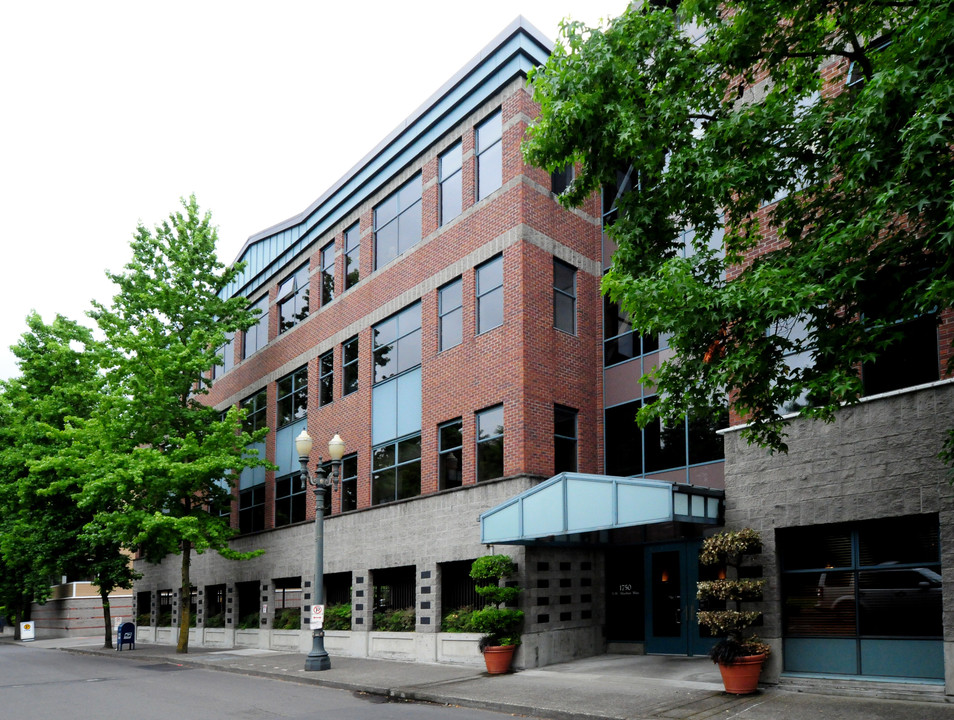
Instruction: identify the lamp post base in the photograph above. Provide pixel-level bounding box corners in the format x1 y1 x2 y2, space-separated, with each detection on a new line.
304 630 330 671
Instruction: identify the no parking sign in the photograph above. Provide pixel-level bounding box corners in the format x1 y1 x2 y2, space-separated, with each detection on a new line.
311 604 325 628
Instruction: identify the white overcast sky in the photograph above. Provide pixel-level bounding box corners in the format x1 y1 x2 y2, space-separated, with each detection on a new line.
0 0 625 381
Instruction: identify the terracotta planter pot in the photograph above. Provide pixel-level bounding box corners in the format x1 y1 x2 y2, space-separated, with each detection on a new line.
717 653 766 695
483 644 516 674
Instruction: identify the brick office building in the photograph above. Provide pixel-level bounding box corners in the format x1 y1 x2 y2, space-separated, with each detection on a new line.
131 14 954 693
131 17 725 669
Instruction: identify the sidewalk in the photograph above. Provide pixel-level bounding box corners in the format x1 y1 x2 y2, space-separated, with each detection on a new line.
11 635 954 720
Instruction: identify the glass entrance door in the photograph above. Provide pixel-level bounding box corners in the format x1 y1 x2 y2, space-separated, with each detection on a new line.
645 540 713 656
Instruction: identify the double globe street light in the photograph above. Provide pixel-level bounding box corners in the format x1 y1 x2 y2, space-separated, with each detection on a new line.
295 430 346 671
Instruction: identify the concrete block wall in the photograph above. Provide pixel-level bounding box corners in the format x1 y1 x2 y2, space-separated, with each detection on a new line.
722 380 954 686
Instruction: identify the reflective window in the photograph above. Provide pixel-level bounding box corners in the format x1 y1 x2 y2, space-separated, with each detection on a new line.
213 331 235 379
242 389 268 434
239 485 265 534
320 242 335 306
275 473 306 527
554 405 578 474
342 335 358 396
553 258 576 334
372 434 421 505
373 303 421 384
476 405 504 482
319 350 333 407
278 265 310 334
244 296 269 357
476 110 502 200
440 142 463 225
551 164 574 195
439 278 463 351
374 175 422 268
604 399 725 476
780 516 942 649
277 367 307 427
340 454 357 512
344 222 360 290
862 314 939 396
476 256 503 334
439 419 463 489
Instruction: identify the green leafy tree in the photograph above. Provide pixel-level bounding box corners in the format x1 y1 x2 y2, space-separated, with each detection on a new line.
0 313 132 644
524 1 954 454
82 196 268 653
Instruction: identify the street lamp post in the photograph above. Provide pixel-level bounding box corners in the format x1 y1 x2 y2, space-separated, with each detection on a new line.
296 430 346 672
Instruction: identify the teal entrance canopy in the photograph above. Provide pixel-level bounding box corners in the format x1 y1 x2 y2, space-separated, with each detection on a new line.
480 473 723 545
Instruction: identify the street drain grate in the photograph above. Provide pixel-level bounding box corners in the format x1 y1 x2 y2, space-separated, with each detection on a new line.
138 664 186 672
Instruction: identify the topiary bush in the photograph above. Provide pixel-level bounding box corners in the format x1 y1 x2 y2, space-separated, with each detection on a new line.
469 554 524 649
697 528 770 664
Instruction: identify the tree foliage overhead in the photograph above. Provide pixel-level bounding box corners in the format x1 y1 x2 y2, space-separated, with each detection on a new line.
524 0 954 451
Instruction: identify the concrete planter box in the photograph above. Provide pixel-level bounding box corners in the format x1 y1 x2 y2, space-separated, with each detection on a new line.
437 632 483 665
202 627 232 647
270 630 302 651
155 627 175 644
235 628 265 648
137 625 156 643
368 631 416 661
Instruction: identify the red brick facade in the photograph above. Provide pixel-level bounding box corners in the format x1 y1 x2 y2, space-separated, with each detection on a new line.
204 81 602 530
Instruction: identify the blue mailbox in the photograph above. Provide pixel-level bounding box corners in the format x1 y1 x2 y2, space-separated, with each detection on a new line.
117 622 135 651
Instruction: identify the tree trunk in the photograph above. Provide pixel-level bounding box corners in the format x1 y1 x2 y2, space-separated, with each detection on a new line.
100 589 113 649
176 541 191 654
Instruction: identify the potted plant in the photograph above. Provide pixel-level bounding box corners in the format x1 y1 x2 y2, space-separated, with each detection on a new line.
697 528 770 695
469 554 524 674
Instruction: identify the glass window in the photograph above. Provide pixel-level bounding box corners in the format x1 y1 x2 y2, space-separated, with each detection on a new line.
476 405 504 482
374 175 422 269
244 296 269 357
275 473 307 527
320 242 335 306
772 315 814 414
340 454 357 512
277 367 307 427
553 258 576 334
439 278 463 351
644 414 687 473
213 331 235 379
605 401 641 477
239 484 265 534
344 222 360 290
373 303 422 384
862 314 939 396
439 419 463 489
551 164 574 195
242 389 268 434
342 335 359 396
440 142 463 225
476 110 502 200
554 405 578 474
476 255 503 334
319 350 334 407
372 434 421 505
278 265 310 334
603 296 660 367
780 516 942 668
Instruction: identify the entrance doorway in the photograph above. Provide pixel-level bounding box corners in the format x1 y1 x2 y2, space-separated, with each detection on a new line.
645 540 714 656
